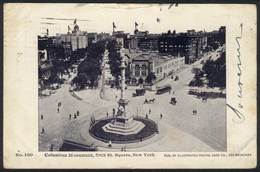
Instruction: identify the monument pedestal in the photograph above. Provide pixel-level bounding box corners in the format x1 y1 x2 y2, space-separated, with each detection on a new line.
102 116 145 135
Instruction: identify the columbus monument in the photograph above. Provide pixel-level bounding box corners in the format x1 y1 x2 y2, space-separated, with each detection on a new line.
89 46 158 144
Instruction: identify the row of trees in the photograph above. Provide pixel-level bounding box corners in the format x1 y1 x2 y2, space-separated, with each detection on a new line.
73 39 158 89
39 44 87 88
107 40 132 87
189 51 226 89
72 41 106 89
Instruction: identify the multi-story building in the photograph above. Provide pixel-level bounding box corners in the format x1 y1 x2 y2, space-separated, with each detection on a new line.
158 30 205 64
153 55 185 81
127 30 149 50
128 35 139 49
207 26 226 50
112 31 130 48
56 23 88 51
138 34 160 51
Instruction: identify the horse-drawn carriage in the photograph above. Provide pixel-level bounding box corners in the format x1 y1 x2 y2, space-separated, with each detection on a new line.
132 88 146 97
144 98 155 104
171 75 179 81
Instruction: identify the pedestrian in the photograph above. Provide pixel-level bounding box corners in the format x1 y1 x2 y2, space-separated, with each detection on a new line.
149 109 151 114
41 127 45 135
146 114 148 119
40 114 43 120
57 108 59 113
192 110 197 116
107 112 109 118
50 144 54 151
77 110 80 116
74 113 77 119
69 114 72 120
160 113 163 119
112 108 115 116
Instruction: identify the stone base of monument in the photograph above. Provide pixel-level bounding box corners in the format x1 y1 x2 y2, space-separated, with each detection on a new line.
89 116 158 144
102 116 145 135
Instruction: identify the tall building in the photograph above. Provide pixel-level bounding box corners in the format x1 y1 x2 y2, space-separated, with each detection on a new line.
138 34 160 51
112 31 130 48
127 30 149 50
56 23 88 51
158 30 205 64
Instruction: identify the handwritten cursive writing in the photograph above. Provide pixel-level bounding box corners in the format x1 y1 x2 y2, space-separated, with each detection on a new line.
236 23 243 99
227 23 245 123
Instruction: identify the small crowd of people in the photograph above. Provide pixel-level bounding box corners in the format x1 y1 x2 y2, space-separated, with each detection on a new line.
69 110 80 120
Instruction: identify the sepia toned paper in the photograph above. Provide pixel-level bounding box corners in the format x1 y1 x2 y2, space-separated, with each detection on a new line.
3 3 257 169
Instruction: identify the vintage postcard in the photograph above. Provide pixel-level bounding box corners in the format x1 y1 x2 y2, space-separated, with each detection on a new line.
3 3 257 169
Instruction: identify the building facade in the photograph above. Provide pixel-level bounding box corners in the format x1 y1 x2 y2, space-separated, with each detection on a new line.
56 24 88 51
129 52 185 84
138 34 159 51
158 30 209 64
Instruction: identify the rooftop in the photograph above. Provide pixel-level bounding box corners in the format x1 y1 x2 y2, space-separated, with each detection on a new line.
131 51 182 67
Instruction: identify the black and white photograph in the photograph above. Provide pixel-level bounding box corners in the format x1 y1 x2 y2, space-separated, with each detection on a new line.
3 3 257 169
38 4 226 152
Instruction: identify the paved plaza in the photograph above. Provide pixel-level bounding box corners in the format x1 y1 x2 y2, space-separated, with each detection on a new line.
39 48 226 152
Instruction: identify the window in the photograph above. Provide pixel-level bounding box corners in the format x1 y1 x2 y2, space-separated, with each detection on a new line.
135 65 140 77
141 65 146 76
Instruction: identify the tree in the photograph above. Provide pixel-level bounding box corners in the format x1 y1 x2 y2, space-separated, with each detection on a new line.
189 51 226 89
202 51 226 88
145 72 156 84
138 78 144 84
107 40 121 86
74 41 105 89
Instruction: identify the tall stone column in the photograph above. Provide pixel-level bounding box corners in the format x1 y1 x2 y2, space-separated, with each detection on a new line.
117 47 129 112
120 58 126 100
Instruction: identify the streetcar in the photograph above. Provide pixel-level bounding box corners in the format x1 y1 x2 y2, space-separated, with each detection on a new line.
156 84 172 95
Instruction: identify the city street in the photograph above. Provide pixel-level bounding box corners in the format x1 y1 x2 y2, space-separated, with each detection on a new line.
39 47 226 152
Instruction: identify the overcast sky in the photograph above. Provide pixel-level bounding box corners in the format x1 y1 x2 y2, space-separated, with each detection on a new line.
25 4 227 36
